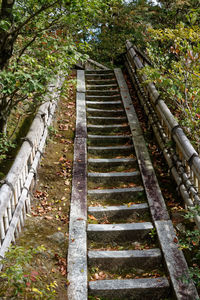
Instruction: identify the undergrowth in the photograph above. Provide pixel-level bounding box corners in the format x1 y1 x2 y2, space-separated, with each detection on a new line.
0 245 57 299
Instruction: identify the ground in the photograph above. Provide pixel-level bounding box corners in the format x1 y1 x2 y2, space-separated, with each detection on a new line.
0 72 76 299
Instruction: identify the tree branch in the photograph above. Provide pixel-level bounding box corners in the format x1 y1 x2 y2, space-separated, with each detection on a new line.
16 16 61 64
16 35 37 64
9 0 60 36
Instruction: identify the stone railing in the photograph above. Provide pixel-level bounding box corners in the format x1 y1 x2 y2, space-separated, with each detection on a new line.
0 74 64 263
125 40 200 229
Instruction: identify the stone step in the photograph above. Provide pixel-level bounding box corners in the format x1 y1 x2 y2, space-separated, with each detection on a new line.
155 220 199 299
88 171 141 185
88 203 148 219
85 69 112 74
86 94 121 101
88 248 162 270
87 222 153 242
87 108 124 117
87 135 131 146
87 79 117 85
85 73 115 80
87 84 118 90
88 186 144 201
86 90 120 96
88 145 134 157
89 277 170 300
87 124 129 135
88 158 137 171
86 101 122 110
87 116 127 125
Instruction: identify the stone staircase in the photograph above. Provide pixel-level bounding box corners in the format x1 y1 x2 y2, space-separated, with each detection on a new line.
67 68 198 300
85 69 170 299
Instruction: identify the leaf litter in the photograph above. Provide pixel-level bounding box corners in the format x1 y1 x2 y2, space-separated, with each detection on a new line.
7 73 77 299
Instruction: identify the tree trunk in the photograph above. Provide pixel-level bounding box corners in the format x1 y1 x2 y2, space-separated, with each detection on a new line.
0 1 16 133
0 117 7 134
0 0 16 70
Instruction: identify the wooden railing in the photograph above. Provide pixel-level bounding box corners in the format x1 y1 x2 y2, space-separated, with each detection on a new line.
125 40 200 229
0 75 64 263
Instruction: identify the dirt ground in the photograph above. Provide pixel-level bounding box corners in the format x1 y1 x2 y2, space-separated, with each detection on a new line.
0 72 77 299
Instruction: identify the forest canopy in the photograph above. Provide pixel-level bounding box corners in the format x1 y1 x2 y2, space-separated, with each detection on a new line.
0 0 199 156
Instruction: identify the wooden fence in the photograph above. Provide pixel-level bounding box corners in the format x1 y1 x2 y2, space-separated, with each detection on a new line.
0 75 64 264
125 41 200 229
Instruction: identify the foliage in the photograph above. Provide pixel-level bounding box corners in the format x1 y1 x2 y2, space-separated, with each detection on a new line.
178 206 200 287
48 125 58 138
141 18 200 149
0 245 58 299
149 227 156 240
0 133 16 160
152 0 200 28
0 0 105 135
0 0 106 160
86 0 152 66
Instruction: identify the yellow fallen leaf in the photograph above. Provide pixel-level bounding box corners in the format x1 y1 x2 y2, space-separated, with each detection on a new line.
32 288 42 295
88 215 97 221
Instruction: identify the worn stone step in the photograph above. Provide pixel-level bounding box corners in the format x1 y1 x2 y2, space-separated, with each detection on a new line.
87 108 124 117
86 101 122 110
88 248 162 270
88 203 148 219
87 135 131 146
88 158 137 171
86 94 121 101
85 73 115 80
87 116 127 125
88 171 141 185
86 90 120 96
87 79 117 85
85 69 112 74
88 186 144 201
87 222 153 242
87 84 118 90
88 145 134 157
86 71 114 76
89 277 170 300
87 124 129 135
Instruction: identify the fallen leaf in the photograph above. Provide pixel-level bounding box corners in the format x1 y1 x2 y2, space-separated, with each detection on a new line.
173 237 178 243
44 216 53 220
88 215 97 221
